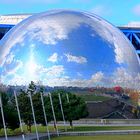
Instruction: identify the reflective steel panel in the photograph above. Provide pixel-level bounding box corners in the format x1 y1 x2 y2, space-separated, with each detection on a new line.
0 10 140 89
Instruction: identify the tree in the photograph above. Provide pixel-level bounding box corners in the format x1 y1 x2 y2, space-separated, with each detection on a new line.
17 82 88 131
49 90 88 127
4 104 19 130
34 86 53 125
17 81 43 132
0 91 19 130
17 89 33 132
17 81 49 132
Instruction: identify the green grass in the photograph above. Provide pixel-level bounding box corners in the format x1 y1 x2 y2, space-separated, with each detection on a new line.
0 125 66 136
67 126 140 131
51 135 140 140
1 125 140 136
20 125 140 133
0 128 21 136
22 125 59 133
78 94 111 101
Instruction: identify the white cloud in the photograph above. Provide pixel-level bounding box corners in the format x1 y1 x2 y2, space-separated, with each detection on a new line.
36 64 64 78
113 67 140 89
91 71 104 83
2 64 65 85
44 69 140 89
0 13 85 66
133 4 140 16
44 65 64 77
65 53 87 64
48 53 58 62
47 78 88 87
113 41 125 64
0 29 26 66
8 74 26 85
5 52 15 65
85 12 139 68
44 71 105 87
3 63 140 89
26 14 86 46
4 60 23 75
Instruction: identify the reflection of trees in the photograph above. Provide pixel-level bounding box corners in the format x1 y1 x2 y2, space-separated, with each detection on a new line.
129 90 139 103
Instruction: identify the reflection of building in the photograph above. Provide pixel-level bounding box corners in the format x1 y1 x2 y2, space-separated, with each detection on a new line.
119 26 140 58
0 14 140 59
0 14 31 39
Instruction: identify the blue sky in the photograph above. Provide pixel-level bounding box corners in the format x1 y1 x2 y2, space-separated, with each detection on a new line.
0 0 140 26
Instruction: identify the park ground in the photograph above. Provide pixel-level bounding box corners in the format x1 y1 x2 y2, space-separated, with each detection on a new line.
1 125 140 136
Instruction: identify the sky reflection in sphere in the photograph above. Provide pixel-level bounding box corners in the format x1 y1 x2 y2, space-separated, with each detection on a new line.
0 10 140 89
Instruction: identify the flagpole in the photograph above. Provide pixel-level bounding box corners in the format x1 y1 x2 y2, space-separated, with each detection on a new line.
40 91 51 140
58 93 67 131
28 89 39 140
14 90 25 140
49 93 59 136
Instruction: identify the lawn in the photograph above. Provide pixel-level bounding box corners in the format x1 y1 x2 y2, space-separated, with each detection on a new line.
1 125 140 136
22 125 140 133
51 135 140 140
77 94 111 101
66 126 140 131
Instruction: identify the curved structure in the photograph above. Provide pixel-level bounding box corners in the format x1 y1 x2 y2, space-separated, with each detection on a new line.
0 10 140 89
1 14 140 58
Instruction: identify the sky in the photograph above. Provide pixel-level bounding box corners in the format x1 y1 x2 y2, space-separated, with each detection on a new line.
0 0 140 26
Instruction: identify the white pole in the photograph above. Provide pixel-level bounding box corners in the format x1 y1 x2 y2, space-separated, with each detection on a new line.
40 92 51 140
66 93 69 103
14 90 25 140
0 94 8 140
58 93 67 131
28 91 39 140
49 93 59 136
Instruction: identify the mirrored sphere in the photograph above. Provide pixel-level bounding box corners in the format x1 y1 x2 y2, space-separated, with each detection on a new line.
0 10 140 89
